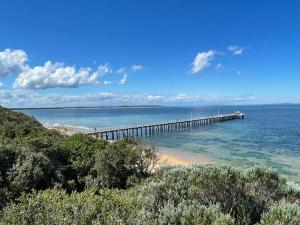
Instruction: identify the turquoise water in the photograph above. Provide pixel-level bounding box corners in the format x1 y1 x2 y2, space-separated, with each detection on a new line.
19 105 300 182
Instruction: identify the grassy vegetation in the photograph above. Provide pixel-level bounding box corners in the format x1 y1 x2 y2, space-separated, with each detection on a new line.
0 106 299 224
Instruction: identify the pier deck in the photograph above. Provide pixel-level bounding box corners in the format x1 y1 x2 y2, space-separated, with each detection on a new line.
88 112 245 140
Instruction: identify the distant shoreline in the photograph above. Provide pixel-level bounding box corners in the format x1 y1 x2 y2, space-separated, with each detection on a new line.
10 105 165 110
9 103 300 110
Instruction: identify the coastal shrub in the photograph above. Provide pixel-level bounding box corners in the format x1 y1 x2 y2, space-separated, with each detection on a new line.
62 133 107 189
7 148 56 197
157 202 234 225
244 166 296 222
259 203 300 225
92 137 158 189
137 165 300 225
187 165 252 225
138 165 252 225
63 133 107 174
1 165 299 225
0 145 16 183
0 107 44 141
0 188 137 225
138 166 192 216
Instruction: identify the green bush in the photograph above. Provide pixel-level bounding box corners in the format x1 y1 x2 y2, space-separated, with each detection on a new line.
0 188 137 225
244 166 296 222
91 137 157 189
138 165 251 225
8 148 56 196
61 133 107 189
137 165 299 225
259 203 300 225
158 202 234 225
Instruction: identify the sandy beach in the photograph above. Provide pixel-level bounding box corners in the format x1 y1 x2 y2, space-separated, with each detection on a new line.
158 147 214 166
44 125 79 136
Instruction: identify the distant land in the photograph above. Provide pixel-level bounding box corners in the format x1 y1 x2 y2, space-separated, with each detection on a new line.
8 105 165 110
7 103 300 110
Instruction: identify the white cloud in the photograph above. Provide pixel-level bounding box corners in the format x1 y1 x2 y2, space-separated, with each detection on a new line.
119 73 128 85
0 48 143 89
0 49 28 78
131 64 143 72
103 80 112 85
116 64 143 84
227 45 244 55
191 50 216 74
14 62 111 89
216 63 224 72
116 67 126 74
1 89 299 108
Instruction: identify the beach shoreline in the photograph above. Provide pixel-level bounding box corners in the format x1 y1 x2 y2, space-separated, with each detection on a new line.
44 124 90 136
158 147 215 166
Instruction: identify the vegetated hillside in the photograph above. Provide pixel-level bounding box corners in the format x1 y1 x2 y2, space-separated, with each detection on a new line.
0 107 299 225
0 106 55 142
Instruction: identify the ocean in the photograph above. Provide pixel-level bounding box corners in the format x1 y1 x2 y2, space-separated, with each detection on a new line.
18 105 300 183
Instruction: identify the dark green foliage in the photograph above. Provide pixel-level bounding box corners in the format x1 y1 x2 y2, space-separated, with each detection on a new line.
0 145 17 206
9 149 51 190
92 138 157 189
62 133 107 189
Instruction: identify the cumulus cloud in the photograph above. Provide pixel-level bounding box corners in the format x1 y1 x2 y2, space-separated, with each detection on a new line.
0 48 143 89
227 45 244 55
191 50 216 74
14 62 111 89
0 49 28 78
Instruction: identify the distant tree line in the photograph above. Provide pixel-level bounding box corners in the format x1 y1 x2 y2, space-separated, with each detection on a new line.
0 106 299 224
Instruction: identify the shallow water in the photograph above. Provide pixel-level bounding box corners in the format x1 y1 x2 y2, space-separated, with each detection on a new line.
18 105 300 182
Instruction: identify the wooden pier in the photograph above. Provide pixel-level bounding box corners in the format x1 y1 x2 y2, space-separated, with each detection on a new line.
88 112 244 141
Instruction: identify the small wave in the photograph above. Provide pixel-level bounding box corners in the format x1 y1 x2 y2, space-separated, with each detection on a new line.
43 122 91 131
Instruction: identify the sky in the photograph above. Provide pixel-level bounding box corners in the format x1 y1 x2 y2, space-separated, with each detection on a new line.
0 0 299 107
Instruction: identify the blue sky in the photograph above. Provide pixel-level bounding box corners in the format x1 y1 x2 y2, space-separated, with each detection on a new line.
0 0 299 107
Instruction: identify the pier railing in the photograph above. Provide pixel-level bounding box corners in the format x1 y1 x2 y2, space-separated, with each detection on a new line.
88 112 245 140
